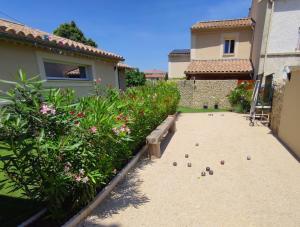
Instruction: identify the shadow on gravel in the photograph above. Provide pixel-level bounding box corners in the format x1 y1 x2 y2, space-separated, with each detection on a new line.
83 158 152 223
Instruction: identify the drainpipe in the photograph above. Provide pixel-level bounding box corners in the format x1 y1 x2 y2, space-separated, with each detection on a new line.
261 0 275 79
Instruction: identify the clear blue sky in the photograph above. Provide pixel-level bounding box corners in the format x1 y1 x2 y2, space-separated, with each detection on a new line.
0 0 251 71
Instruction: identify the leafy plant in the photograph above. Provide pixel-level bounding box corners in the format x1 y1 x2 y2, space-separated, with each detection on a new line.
0 70 180 220
125 69 146 87
228 82 253 113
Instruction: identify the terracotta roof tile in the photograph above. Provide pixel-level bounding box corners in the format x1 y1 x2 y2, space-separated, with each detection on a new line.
143 69 166 74
145 73 165 79
185 59 253 74
0 18 123 60
117 62 135 69
192 18 253 30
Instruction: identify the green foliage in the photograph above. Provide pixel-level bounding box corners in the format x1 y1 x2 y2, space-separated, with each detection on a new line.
0 70 180 219
228 82 253 113
125 69 146 87
53 21 97 47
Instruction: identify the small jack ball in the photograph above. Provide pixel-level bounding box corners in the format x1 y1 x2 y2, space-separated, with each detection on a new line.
185 154 189 158
206 167 210 171
187 162 192 167
220 160 225 165
173 162 177 166
209 170 214 175
201 171 206 176
195 143 199 147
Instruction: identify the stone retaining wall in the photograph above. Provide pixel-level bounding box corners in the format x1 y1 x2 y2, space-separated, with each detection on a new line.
176 80 237 109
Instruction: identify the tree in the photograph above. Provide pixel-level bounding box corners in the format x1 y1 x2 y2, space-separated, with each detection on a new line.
53 21 98 47
126 69 146 87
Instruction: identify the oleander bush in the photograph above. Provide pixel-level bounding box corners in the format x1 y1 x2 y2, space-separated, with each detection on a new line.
0 70 180 219
228 81 253 113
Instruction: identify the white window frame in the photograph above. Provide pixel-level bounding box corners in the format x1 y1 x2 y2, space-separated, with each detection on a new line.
36 51 95 82
224 39 236 54
220 32 239 58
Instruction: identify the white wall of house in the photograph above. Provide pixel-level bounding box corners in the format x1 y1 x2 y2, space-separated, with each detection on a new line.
168 54 190 78
267 0 300 54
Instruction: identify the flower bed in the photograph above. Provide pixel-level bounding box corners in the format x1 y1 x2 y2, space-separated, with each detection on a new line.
0 71 180 224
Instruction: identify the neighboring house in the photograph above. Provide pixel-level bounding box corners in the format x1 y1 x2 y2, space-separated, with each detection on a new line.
249 0 300 157
168 18 254 80
0 18 124 100
168 49 190 79
144 69 166 80
117 62 135 90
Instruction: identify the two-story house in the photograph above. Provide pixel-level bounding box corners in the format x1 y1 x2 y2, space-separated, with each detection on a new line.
249 0 300 157
168 18 254 80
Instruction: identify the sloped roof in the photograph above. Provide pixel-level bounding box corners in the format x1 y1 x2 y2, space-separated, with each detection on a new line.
117 62 135 69
0 18 123 60
144 69 166 74
191 18 253 31
185 59 253 74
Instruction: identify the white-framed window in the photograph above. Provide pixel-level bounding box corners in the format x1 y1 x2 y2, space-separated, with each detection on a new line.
224 39 235 54
43 61 91 80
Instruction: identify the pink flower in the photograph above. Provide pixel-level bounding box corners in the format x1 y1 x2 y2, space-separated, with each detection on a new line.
90 126 97 133
79 169 85 175
81 176 89 183
40 104 56 115
94 78 101 84
74 175 82 182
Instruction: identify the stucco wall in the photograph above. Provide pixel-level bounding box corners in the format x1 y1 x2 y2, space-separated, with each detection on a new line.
250 0 270 76
268 0 300 54
168 54 190 78
278 70 300 158
262 55 300 133
191 28 252 60
176 80 237 109
0 41 118 97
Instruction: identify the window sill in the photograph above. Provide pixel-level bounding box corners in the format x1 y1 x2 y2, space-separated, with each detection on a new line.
223 53 235 57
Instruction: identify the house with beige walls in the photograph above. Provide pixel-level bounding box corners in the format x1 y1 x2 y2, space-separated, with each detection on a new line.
0 18 124 102
168 49 190 79
168 18 254 80
249 0 300 158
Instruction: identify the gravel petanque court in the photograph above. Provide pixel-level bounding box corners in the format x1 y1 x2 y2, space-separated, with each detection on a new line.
82 113 300 227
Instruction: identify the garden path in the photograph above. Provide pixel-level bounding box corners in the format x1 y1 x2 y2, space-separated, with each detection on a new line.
82 113 300 227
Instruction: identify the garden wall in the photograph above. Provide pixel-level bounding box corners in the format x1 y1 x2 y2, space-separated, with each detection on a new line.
176 80 237 109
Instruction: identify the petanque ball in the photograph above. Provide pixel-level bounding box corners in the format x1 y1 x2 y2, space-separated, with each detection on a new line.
185 154 189 158
173 162 177 166
206 166 210 171
220 160 225 165
209 170 214 175
201 171 206 176
187 162 192 167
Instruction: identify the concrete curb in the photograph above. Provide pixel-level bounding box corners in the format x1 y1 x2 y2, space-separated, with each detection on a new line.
62 144 149 227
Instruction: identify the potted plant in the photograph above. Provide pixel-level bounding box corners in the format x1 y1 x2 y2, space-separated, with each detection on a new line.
214 99 219 109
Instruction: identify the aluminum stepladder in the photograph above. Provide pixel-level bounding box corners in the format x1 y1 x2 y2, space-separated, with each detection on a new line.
249 74 263 126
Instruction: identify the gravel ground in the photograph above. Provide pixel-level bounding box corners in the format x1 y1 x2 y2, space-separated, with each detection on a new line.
82 113 300 227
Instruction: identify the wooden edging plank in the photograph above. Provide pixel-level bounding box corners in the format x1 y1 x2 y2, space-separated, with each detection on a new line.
62 144 149 227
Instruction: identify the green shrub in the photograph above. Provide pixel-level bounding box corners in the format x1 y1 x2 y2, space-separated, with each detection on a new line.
0 70 180 219
125 69 146 87
228 82 253 113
